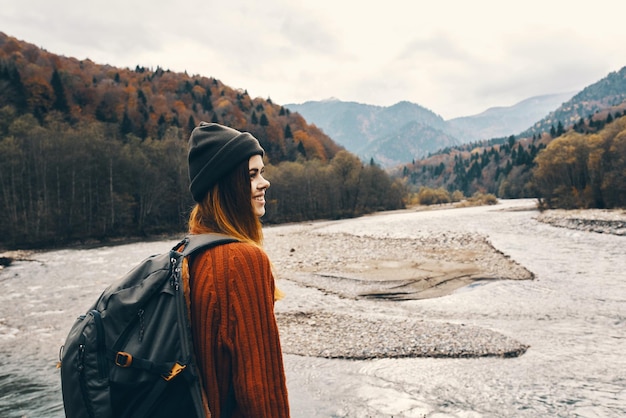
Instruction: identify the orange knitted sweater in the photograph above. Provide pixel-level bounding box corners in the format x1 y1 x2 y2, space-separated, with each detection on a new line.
189 241 290 418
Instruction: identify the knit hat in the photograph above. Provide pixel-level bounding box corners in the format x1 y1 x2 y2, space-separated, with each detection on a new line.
188 122 264 203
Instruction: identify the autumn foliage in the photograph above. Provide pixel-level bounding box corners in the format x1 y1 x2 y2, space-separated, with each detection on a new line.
399 106 626 209
0 32 405 249
0 32 341 163
533 116 626 209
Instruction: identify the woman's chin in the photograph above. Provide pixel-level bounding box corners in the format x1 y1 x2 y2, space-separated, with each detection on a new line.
253 204 266 217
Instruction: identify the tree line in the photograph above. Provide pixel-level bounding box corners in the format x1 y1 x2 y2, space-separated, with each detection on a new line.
264 152 404 223
0 108 405 250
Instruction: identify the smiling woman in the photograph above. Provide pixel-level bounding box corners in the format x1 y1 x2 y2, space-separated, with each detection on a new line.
185 122 289 417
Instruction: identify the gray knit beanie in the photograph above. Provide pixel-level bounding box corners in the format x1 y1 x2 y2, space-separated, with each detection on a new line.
188 122 264 203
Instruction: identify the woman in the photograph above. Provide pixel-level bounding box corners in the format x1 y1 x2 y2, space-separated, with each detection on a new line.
184 122 290 417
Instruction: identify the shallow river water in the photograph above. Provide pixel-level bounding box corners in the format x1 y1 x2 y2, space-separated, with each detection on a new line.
0 199 624 417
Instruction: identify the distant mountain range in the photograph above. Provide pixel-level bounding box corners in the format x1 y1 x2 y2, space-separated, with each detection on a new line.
287 67 626 167
446 92 575 143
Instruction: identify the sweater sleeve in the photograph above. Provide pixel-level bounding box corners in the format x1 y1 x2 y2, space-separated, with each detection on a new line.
191 242 290 418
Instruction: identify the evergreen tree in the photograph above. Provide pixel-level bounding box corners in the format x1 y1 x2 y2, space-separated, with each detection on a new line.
201 92 213 112
137 89 147 105
188 115 196 133
157 114 167 138
284 124 293 138
95 99 118 123
508 135 515 148
120 110 134 136
297 141 306 157
0 62 28 112
50 69 70 114
556 121 565 137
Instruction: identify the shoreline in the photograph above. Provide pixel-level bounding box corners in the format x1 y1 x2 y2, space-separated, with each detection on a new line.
536 208 626 235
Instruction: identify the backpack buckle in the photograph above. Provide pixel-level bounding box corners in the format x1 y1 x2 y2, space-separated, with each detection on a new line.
115 352 133 368
162 362 186 381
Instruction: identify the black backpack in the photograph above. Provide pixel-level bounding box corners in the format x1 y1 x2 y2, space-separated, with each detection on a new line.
59 233 237 418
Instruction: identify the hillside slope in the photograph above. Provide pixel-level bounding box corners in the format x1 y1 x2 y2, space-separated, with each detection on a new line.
0 31 343 164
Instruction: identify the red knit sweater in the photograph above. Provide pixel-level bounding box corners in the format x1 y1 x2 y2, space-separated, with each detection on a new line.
189 241 290 418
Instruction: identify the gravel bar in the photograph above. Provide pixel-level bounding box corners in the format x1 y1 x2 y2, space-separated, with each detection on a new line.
277 311 529 360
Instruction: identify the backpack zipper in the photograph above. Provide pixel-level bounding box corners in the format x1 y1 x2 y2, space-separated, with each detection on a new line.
77 335 96 418
172 253 207 416
137 308 145 342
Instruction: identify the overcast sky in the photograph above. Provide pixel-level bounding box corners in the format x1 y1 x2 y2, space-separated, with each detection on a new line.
2 0 625 119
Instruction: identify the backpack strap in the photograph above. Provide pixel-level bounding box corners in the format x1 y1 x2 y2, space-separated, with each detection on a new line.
179 233 239 257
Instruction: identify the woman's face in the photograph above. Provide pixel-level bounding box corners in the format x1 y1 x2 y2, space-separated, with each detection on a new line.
249 154 270 217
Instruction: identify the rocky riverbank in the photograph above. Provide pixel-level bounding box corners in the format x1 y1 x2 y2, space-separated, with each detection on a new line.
266 202 624 360
276 311 529 360
536 208 626 235
264 203 537 360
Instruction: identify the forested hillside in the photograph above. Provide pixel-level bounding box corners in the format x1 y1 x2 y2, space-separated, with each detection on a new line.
398 66 626 209
0 32 404 249
399 104 626 209
522 66 626 138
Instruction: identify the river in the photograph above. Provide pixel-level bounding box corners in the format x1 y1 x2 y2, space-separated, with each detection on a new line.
0 199 624 417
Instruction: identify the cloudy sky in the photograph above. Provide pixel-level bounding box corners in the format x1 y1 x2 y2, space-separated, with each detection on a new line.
2 0 625 119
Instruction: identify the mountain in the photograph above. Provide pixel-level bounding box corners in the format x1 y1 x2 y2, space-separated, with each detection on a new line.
286 99 455 167
446 92 575 143
287 92 577 168
286 99 447 149
359 121 458 167
522 66 626 137
396 67 626 202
